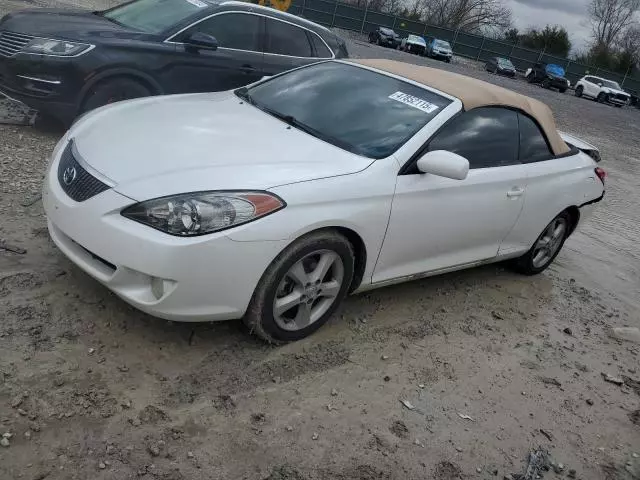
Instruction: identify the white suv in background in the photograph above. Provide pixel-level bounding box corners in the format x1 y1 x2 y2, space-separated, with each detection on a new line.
574 75 630 107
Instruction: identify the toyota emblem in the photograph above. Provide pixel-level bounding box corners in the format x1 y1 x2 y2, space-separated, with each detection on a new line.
63 166 77 186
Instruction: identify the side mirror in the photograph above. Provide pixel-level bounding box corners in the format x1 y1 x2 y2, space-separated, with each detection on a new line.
185 32 218 51
416 150 469 180
597 82 603 87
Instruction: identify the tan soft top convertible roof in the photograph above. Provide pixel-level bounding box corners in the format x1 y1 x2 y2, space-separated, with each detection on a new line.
350 59 570 155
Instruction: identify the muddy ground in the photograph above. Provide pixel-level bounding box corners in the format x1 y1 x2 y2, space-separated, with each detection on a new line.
1 2 639 479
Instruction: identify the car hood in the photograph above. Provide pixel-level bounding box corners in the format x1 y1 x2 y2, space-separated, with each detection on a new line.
601 87 628 95
0 9 151 41
70 92 374 201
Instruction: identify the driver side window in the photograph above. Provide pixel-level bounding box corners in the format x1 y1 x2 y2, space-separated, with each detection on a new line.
427 107 520 169
180 13 262 51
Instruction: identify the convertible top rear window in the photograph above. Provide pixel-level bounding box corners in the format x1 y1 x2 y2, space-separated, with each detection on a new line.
243 62 452 158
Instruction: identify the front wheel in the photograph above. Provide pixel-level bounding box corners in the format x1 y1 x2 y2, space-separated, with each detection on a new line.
541 78 551 88
243 231 355 343
512 212 571 275
597 92 607 103
81 77 151 115
559 87 567 93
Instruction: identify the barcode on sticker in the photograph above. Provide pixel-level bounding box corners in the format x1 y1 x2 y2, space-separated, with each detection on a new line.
388 91 439 113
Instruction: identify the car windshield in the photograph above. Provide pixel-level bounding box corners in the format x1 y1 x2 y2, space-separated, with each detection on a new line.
240 62 451 159
380 28 397 36
102 0 210 34
498 58 513 67
600 79 621 89
408 35 426 46
435 40 451 48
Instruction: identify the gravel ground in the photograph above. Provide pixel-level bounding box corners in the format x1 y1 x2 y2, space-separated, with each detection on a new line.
1 2 640 480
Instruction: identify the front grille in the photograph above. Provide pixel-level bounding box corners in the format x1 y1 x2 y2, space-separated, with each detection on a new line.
57 141 110 202
614 93 628 101
0 31 35 58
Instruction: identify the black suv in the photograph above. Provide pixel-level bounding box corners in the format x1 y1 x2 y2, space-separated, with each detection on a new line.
368 27 400 48
526 62 570 93
0 0 348 124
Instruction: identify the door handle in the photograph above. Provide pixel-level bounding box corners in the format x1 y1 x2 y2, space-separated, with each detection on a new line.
506 187 524 198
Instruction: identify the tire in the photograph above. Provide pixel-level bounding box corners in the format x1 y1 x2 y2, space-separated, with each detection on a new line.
512 212 571 275
559 88 566 93
527 73 535 83
575 85 583 97
615 104 622 108
446 57 451 63
81 77 152 114
541 78 551 89
377 37 381 46
597 92 607 103
368 33 374 43
243 230 355 343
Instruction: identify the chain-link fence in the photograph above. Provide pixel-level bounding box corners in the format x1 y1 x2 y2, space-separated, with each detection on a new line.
286 0 640 94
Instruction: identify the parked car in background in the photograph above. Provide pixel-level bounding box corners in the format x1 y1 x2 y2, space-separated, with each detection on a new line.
526 63 570 92
0 0 348 125
368 27 400 48
574 75 630 107
43 58 605 343
400 34 427 55
485 56 515 77
426 38 453 62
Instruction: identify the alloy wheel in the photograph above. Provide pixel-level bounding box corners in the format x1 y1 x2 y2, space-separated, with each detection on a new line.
273 250 345 331
532 217 567 268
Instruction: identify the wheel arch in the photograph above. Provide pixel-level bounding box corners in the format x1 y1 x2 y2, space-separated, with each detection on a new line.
274 225 368 293
78 68 164 112
564 205 580 237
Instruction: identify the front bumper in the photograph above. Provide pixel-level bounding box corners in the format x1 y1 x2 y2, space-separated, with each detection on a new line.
547 77 569 89
607 95 629 105
42 141 289 322
0 53 87 123
432 50 452 58
497 68 515 77
380 37 399 47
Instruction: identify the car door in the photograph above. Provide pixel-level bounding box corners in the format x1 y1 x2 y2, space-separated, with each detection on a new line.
164 11 265 93
584 77 598 97
261 17 327 77
503 112 597 253
372 107 528 283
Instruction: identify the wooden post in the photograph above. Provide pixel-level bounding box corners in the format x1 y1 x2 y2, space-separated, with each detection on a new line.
331 0 338 27
622 64 631 88
476 36 485 60
360 1 368 33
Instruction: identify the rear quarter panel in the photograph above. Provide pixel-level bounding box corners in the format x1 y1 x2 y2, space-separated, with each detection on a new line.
507 152 603 250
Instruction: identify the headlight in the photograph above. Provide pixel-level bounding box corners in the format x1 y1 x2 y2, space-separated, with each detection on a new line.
23 38 93 56
121 191 285 236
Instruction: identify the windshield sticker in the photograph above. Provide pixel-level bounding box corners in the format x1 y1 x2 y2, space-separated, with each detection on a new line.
388 91 440 114
185 0 207 7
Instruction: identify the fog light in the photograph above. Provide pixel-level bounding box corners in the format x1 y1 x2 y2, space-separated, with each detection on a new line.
151 277 164 300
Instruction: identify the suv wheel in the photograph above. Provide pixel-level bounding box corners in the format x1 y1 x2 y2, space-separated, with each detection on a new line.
575 85 583 97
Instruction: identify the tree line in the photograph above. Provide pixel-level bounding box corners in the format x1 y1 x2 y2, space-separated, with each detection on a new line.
343 0 639 76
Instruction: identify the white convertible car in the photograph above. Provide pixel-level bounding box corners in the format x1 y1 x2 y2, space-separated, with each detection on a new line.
43 59 605 343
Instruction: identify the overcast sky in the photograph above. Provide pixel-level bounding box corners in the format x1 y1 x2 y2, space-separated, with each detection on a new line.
506 0 592 51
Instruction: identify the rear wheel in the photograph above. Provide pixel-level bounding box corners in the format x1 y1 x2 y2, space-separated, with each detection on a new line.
575 85 583 97
512 212 571 275
243 231 354 343
81 77 151 114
